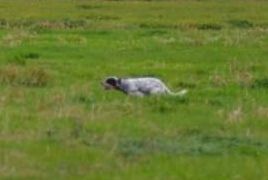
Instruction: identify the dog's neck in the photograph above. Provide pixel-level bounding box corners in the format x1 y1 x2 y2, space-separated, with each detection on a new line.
115 78 127 94
118 78 122 85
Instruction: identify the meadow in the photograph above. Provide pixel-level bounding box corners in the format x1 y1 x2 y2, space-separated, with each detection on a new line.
1 0 268 179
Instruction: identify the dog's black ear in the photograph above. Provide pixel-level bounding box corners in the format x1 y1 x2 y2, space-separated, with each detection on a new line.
106 77 118 87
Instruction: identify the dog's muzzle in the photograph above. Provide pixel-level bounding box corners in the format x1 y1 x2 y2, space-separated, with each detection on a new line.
102 82 113 90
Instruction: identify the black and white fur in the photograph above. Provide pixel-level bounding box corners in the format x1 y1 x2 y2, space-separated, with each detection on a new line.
102 76 187 97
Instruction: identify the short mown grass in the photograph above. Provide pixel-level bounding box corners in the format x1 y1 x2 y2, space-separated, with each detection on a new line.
1 0 268 179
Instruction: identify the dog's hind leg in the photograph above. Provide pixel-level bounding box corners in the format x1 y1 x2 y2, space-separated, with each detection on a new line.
149 88 166 96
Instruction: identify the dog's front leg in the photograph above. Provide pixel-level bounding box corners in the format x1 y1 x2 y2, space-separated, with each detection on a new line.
128 91 145 97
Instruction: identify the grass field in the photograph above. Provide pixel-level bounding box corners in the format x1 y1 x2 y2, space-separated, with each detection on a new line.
1 0 268 179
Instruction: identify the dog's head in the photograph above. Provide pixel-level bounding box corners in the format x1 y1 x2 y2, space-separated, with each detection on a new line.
102 76 120 90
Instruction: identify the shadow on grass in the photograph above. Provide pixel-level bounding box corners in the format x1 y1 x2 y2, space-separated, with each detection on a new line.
145 96 189 113
117 135 268 158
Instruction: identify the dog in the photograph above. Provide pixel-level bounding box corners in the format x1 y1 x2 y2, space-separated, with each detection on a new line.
102 76 187 97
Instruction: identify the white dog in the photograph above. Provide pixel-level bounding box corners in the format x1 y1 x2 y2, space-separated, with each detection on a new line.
102 76 187 97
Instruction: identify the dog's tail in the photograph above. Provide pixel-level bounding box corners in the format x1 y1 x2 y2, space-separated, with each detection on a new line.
166 88 188 96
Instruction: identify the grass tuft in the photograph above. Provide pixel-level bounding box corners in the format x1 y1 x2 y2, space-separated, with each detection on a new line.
0 18 8 28
76 4 102 10
8 58 26 66
251 78 268 89
229 19 254 28
20 67 50 87
139 22 178 29
0 65 50 87
196 23 222 31
21 52 40 59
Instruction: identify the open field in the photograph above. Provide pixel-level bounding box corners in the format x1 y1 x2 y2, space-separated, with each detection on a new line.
1 0 268 179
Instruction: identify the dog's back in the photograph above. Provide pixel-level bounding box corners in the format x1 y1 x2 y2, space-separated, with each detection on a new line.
120 77 168 95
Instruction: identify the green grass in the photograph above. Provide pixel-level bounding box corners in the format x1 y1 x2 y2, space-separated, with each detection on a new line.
1 0 268 179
